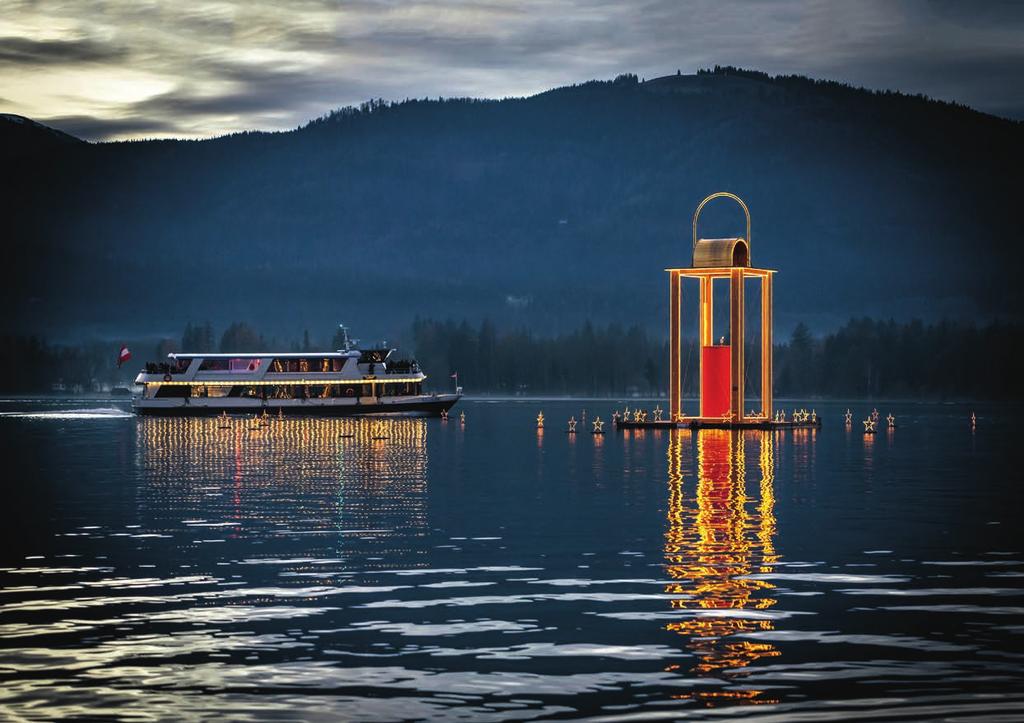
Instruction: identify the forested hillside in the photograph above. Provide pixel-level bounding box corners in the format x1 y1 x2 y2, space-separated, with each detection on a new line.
4 67 1021 345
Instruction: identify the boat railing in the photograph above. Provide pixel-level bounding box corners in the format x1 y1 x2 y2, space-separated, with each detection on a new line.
386 359 420 374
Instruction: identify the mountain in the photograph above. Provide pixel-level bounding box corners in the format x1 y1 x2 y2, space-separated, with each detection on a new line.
3 68 1021 344
0 113 83 159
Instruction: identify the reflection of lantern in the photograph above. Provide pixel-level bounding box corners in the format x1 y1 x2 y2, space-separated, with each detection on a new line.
668 193 774 425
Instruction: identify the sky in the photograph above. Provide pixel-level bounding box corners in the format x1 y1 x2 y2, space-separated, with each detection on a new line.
1 0 1022 141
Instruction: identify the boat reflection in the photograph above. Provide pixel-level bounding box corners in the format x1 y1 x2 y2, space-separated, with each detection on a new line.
665 428 780 703
134 416 429 568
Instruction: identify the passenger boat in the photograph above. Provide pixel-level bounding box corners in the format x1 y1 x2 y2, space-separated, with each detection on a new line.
131 329 460 417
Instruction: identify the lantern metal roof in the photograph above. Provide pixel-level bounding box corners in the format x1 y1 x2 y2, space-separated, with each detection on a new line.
693 237 749 268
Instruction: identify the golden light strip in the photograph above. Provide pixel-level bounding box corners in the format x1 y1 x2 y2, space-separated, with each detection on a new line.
142 376 427 386
665 267 776 278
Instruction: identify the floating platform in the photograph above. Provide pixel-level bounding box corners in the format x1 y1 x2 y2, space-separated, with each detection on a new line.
616 418 822 431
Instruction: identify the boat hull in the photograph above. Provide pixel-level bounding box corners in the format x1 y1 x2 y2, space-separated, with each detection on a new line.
132 394 460 417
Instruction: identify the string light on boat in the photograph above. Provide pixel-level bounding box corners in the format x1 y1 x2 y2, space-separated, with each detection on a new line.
147 376 426 386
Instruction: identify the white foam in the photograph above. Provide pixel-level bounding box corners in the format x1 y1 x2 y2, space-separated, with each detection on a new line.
0 407 133 420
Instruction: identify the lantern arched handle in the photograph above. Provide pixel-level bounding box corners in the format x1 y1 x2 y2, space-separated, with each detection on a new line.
692 192 751 254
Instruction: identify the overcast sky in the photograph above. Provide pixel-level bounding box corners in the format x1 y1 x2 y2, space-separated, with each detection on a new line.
1 0 1021 141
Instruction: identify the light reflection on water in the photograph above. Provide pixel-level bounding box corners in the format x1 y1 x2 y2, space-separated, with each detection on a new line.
663 430 781 704
0 400 1022 720
135 416 429 570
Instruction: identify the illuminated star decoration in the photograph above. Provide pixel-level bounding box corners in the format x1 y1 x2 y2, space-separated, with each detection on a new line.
440 409 448 421
844 409 853 424
623 406 631 421
863 417 876 433
886 413 895 428
810 409 817 424
634 409 645 423
568 416 577 433
872 408 879 421
592 417 604 434
459 411 466 424
971 412 977 426
653 405 663 422
537 411 544 429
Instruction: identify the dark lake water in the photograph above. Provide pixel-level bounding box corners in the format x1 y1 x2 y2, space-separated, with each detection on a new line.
0 399 1021 720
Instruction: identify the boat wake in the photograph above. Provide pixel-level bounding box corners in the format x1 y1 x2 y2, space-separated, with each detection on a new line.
0 407 133 420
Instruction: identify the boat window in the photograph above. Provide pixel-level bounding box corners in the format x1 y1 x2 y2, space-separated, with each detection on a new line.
198 358 261 372
200 385 232 398
155 385 190 398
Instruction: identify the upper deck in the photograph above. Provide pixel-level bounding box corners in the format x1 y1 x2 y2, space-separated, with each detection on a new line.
135 348 423 386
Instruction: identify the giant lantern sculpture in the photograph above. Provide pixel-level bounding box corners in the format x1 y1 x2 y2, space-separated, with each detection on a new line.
667 192 774 427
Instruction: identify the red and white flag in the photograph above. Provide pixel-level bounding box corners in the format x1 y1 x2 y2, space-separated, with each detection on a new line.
117 345 132 368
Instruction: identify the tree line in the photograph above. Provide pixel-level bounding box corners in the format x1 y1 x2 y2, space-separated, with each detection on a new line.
1 317 1020 399
410 317 1024 400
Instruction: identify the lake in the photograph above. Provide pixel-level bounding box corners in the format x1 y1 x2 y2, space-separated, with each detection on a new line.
0 399 1021 720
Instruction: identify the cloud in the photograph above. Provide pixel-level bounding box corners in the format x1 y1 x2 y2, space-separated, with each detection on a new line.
39 114 183 141
0 35 127 65
0 0 1021 141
